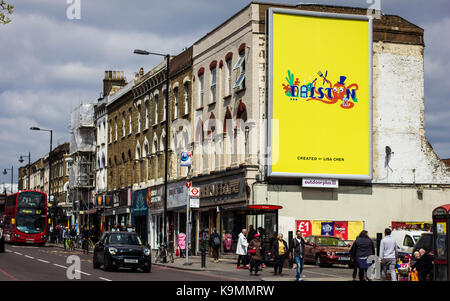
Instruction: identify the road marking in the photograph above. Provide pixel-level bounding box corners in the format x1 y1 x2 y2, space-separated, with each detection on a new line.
6 250 12 253
14 252 22 255
24 255 35 259
53 264 67 269
99 277 112 281
0 268 19 281
38 259 50 264
75 270 91 276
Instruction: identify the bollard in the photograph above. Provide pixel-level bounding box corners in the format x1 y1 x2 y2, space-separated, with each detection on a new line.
201 248 206 268
288 231 293 269
376 233 382 257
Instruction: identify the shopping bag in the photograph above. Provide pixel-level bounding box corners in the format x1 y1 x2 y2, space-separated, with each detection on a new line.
410 270 419 282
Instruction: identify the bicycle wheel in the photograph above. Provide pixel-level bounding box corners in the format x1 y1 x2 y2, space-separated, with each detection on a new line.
155 249 161 263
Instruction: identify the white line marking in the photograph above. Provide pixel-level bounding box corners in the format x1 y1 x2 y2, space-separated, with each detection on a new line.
75 270 91 276
14 252 22 255
24 255 35 259
6 250 12 253
99 277 112 281
53 264 67 269
38 259 50 264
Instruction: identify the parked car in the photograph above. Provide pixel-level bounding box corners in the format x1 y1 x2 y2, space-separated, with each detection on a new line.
304 235 352 268
93 231 151 272
412 232 434 256
391 230 426 260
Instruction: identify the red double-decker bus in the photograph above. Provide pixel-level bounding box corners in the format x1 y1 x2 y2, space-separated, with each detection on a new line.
3 190 48 245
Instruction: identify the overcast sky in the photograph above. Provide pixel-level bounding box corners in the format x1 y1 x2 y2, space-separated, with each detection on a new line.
1 0 449 185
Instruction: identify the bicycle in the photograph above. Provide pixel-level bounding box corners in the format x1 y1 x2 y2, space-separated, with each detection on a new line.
155 243 174 263
82 238 95 254
68 237 76 251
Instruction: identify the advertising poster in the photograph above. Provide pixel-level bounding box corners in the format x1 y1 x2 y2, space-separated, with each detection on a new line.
297 220 363 240
321 222 335 236
268 9 372 180
333 221 349 240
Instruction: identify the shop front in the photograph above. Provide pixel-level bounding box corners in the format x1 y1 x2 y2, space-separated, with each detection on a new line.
192 168 250 255
101 188 131 231
131 188 149 243
148 185 164 250
167 181 189 255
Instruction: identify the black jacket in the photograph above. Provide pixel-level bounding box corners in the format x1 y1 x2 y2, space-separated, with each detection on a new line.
290 237 306 258
271 239 289 258
350 237 375 258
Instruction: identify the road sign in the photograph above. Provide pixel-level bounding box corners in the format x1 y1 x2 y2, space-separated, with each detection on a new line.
189 187 200 198
185 182 192 189
190 198 199 208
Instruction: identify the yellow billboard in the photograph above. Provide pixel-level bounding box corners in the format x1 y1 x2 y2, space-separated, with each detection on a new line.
268 9 372 180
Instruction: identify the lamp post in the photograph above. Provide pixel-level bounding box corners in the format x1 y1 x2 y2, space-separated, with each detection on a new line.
2 166 13 193
18 152 31 190
134 49 170 257
30 127 53 225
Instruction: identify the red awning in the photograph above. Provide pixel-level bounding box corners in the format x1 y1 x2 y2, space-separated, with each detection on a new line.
248 205 282 210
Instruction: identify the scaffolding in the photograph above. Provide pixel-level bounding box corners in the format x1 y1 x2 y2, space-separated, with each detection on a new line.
68 104 96 218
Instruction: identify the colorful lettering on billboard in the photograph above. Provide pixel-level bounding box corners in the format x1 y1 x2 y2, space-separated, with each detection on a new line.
268 9 372 180
333 221 348 240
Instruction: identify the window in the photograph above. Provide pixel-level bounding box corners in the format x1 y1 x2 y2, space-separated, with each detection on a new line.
173 87 178 120
114 117 118 141
128 108 132 134
163 93 167 122
109 120 112 143
226 59 232 95
233 51 245 89
184 82 189 115
155 94 159 124
122 111 126 137
198 73 204 107
137 104 141 132
145 100 149 129
403 235 414 248
210 67 216 102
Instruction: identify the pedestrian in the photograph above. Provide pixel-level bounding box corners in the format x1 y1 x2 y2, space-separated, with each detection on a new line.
349 230 375 281
210 229 221 263
290 230 306 281
257 227 267 269
177 232 186 258
248 233 262 276
270 233 288 276
379 228 398 281
112 224 119 232
247 225 256 242
411 248 434 281
127 223 133 232
410 251 420 281
63 227 70 250
236 229 249 269
49 225 54 243
82 225 90 254
200 228 209 253
0 221 5 253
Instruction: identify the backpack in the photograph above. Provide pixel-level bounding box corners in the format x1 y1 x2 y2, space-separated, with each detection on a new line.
213 236 220 246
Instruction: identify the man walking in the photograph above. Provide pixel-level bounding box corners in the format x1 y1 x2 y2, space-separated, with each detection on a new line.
379 228 398 281
271 233 288 276
236 229 249 269
290 230 306 281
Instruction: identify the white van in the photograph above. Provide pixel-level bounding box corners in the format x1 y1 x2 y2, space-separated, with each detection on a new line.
391 230 426 254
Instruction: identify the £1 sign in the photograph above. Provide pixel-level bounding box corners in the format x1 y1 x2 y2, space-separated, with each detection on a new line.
296 220 312 237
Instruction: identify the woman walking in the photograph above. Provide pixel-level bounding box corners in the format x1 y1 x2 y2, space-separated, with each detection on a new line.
248 234 263 276
350 230 375 281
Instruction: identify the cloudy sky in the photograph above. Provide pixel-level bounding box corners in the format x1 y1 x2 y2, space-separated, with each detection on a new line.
0 0 449 185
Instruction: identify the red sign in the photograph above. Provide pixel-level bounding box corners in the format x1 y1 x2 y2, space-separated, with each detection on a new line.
296 220 312 237
333 221 348 240
189 187 200 198
185 182 192 189
146 189 152 207
248 205 282 210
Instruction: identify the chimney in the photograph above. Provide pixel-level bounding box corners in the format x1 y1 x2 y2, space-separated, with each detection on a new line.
139 67 144 77
103 70 126 97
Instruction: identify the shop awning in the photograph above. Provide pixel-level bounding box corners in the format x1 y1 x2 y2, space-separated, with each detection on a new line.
248 205 282 210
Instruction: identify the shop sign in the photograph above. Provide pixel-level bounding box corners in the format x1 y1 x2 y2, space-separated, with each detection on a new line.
168 182 187 209
132 189 148 216
302 178 338 188
296 220 363 241
151 188 161 203
180 152 191 167
199 179 240 198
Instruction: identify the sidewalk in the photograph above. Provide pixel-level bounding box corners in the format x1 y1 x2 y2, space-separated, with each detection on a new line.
47 242 350 281
151 251 350 281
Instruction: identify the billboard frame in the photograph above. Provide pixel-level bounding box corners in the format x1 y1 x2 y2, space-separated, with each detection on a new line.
267 8 373 181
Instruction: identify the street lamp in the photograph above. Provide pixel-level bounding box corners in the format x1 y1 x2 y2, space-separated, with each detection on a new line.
3 166 13 193
134 49 170 256
30 126 53 224
18 152 31 190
